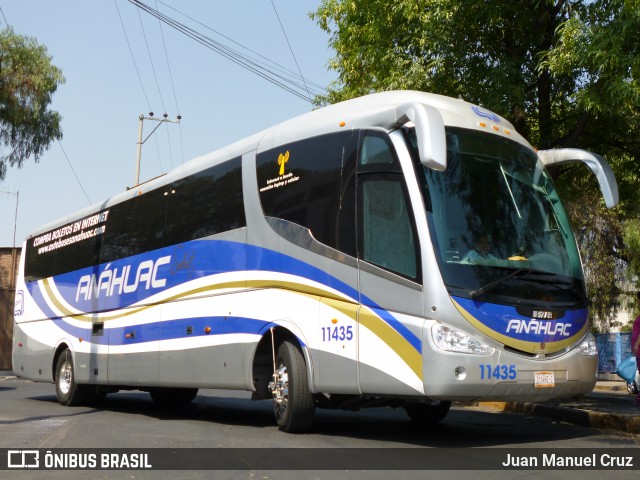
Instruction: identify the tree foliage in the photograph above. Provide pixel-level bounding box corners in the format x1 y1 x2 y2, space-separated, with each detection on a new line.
312 0 640 330
0 27 64 181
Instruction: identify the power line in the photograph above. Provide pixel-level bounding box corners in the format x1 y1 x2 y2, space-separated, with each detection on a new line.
114 0 153 112
58 141 92 206
155 0 326 93
155 0 181 115
128 0 326 103
117 0 172 175
153 129 165 172
0 5 9 27
164 123 174 169
136 7 166 113
136 7 173 169
270 0 313 103
155 0 184 163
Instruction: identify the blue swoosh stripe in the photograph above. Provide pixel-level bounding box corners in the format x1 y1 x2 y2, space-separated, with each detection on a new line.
452 295 587 343
45 314 273 347
30 239 421 353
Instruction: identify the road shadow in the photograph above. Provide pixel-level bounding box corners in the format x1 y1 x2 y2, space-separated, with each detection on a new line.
24 389 600 448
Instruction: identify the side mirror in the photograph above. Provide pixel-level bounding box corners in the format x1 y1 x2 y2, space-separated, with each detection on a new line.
364 101 447 171
395 102 447 171
538 148 619 209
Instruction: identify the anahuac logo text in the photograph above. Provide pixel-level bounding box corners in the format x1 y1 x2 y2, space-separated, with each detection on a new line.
505 319 572 337
75 255 171 301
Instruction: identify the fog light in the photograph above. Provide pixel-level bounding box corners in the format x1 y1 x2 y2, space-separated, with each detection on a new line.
579 332 597 356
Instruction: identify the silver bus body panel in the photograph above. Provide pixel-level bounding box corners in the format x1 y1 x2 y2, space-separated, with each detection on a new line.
421 316 597 401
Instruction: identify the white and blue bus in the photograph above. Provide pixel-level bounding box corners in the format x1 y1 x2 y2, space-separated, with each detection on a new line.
13 91 618 432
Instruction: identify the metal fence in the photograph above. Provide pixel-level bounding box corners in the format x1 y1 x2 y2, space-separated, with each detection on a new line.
595 332 632 373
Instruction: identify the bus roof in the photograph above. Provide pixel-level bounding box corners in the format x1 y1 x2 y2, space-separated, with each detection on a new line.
26 90 528 240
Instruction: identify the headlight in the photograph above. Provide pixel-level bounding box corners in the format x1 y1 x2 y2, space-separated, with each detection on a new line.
579 332 598 356
432 323 494 355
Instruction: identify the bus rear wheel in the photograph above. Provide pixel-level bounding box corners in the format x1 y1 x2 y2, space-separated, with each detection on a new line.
54 349 89 406
270 341 315 433
405 400 451 424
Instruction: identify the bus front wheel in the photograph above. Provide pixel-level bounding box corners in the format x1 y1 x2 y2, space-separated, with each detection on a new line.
270 341 315 433
54 349 89 406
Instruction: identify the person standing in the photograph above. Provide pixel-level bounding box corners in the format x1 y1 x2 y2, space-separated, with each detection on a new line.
632 294 640 406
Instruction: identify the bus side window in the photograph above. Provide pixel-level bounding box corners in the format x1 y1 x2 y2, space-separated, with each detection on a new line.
101 187 166 262
164 157 245 247
256 131 357 258
54 229 102 276
24 240 56 281
357 132 420 281
359 175 418 280
360 134 396 166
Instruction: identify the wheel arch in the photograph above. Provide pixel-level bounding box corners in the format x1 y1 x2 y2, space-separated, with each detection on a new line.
51 341 72 382
250 324 315 399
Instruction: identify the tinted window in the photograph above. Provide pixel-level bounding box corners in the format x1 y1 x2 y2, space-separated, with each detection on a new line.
164 157 245 246
361 134 396 166
24 237 57 280
357 132 420 281
24 158 246 278
257 131 357 257
359 131 402 172
359 175 418 279
100 187 167 263
24 210 109 279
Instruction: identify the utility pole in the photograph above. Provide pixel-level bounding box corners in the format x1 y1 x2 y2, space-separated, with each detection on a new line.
135 112 181 187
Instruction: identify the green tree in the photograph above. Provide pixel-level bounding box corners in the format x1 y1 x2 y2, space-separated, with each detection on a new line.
0 27 64 180
545 1 640 327
312 0 640 330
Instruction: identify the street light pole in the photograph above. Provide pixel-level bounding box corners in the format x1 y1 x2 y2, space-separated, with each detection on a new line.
134 113 181 187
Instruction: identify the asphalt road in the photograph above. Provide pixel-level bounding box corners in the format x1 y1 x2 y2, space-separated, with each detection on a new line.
1 377 639 480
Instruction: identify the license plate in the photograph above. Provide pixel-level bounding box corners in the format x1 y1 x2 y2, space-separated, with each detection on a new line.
534 371 555 388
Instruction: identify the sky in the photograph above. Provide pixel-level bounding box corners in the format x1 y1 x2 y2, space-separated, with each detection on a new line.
0 0 336 247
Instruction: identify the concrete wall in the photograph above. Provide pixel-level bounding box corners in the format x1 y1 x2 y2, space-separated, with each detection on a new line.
0 247 20 370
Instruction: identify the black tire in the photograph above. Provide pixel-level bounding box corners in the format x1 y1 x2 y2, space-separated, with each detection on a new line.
405 400 451 424
627 382 638 395
272 341 315 433
149 388 198 407
54 349 89 406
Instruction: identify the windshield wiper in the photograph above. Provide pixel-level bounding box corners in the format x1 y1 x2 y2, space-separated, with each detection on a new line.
470 268 531 299
470 269 589 306
524 272 589 306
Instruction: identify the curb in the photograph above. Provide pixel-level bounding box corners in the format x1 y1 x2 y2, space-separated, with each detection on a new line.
469 401 640 434
594 384 630 393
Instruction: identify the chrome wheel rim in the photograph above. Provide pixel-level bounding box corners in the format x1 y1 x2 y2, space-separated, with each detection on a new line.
271 363 289 417
58 361 72 395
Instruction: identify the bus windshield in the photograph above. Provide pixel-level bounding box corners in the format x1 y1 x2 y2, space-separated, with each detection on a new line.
407 127 586 308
